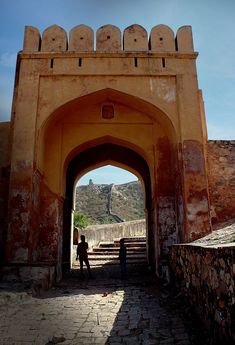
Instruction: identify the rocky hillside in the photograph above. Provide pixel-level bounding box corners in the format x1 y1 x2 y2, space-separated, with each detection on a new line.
75 179 145 224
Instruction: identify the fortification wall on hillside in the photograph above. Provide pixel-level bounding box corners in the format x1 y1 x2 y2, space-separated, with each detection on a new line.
207 141 235 225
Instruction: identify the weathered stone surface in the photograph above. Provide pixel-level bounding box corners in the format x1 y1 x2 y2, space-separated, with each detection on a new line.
75 219 146 249
96 25 121 52
23 26 40 52
69 25 94 51
176 26 194 52
207 140 235 224
0 122 10 264
170 224 235 343
150 25 175 51
123 24 148 51
41 24 67 52
0 275 210 344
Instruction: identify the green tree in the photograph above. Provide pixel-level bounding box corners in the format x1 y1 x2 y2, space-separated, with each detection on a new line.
74 211 90 229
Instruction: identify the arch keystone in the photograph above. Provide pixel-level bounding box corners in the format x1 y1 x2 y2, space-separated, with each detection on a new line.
123 24 148 51
150 25 175 52
96 25 121 52
69 25 94 51
176 26 194 52
41 24 67 52
23 26 41 52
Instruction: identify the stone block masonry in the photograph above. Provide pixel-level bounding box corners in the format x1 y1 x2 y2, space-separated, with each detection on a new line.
170 241 235 343
207 140 235 225
0 122 10 268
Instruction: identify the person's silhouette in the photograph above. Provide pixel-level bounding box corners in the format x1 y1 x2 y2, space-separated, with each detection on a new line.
119 238 127 279
76 235 92 278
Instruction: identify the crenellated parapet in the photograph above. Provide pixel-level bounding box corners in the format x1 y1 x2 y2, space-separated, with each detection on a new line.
23 24 194 53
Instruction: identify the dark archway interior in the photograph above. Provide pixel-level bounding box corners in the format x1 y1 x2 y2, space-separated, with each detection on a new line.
63 143 153 272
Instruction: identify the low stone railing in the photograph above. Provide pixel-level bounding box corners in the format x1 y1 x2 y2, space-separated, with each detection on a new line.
75 219 146 249
170 243 235 342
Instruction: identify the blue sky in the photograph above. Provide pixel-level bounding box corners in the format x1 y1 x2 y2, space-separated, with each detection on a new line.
0 0 234 185
77 165 137 185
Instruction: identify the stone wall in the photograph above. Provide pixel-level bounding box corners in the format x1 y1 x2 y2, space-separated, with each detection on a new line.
207 140 235 225
0 122 10 267
74 219 146 249
23 24 194 53
170 244 235 342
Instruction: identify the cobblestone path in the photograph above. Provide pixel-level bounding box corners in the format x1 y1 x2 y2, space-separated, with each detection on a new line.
0 274 210 345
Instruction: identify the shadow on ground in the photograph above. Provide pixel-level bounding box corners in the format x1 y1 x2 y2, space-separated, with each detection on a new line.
0 264 212 345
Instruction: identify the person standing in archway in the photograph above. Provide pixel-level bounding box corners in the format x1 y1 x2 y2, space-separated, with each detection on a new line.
76 235 92 278
119 238 127 279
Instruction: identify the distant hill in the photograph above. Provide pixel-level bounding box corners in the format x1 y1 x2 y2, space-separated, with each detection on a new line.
75 179 145 224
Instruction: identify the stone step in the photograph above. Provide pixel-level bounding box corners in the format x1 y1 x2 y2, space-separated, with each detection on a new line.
99 241 146 248
91 247 146 253
75 259 147 266
82 236 148 270
114 236 146 242
88 252 146 257
88 254 147 260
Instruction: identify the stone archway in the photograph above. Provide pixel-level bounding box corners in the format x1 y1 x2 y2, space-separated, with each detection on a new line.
63 143 152 272
2 24 212 284
36 87 181 280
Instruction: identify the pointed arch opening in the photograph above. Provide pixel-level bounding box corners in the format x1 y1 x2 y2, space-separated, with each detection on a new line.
63 143 154 274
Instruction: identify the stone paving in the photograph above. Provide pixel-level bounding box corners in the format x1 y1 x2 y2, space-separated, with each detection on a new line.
0 272 210 345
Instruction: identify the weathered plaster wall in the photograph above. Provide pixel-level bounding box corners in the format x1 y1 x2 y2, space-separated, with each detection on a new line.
0 122 10 167
0 122 10 266
3 23 212 281
170 244 235 342
207 141 235 224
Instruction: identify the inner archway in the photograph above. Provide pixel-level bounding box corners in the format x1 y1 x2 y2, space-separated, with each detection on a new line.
72 165 147 276
63 143 153 274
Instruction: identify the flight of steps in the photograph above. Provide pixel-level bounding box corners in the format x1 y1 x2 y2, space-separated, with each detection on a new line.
86 237 148 276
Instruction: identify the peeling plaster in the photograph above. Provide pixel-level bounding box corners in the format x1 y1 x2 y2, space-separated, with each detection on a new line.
187 197 209 221
183 141 205 174
11 160 33 173
14 247 28 261
157 78 176 103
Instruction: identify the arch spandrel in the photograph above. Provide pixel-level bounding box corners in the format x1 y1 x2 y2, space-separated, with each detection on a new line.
36 77 177 131
38 88 178 195
38 87 178 141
